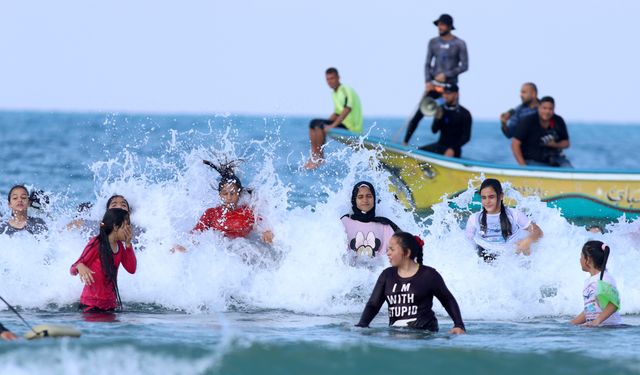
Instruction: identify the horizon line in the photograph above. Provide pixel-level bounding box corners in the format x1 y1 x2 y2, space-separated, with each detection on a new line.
1 107 640 127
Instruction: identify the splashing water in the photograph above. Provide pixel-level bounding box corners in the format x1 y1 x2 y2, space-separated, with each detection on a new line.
1 117 639 322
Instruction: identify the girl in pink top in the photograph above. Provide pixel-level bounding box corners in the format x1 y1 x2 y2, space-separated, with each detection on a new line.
341 181 400 257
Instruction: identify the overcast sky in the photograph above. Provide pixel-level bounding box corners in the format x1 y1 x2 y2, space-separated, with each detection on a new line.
2 0 639 123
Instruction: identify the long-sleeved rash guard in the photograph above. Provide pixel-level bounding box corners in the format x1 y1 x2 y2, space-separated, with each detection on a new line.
357 265 465 331
70 237 137 310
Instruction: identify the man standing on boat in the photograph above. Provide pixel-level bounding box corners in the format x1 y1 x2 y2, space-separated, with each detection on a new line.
500 82 540 138
511 96 572 168
404 13 469 142
405 83 472 157
305 67 363 170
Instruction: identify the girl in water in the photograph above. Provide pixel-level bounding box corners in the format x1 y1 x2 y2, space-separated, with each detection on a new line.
465 178 542 262
68 194 132 231
341 181 400 258
571 240 622 326
356 232 465 333
0 185 48 236
70 208 137 312
173 160 273 252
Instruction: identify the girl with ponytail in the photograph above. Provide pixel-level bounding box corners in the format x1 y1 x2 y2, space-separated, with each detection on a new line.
571 241 622 326
465 178 542 262
70 208 137 312
356 232 465 334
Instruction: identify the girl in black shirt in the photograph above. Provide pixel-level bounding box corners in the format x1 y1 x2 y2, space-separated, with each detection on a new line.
356 232 465 333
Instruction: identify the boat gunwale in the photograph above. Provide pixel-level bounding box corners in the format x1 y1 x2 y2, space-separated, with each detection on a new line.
329 129 640 182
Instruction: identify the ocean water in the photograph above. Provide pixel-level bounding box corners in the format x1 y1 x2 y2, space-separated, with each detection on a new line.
1 111 640 374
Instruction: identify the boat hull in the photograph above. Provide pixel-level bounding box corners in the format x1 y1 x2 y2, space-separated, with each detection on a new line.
329 129 640 220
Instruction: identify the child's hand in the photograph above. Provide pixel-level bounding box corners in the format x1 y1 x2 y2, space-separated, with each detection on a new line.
122 224 133 246
77 263 95 286
516 238 533 255
171 244 187 253
261 230 274 244
570 312 586 325
449 327 465 335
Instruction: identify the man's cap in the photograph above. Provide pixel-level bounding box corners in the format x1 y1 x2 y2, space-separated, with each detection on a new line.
433 14 455 30
444 83 459 93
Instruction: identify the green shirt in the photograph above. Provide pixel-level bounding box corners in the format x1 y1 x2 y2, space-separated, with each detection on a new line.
332 84 362 133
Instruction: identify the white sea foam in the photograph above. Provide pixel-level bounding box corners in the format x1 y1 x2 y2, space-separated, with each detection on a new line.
0 343 218 375
1 128 639 321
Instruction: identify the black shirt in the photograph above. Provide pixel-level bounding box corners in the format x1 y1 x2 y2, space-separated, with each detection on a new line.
0 323 8 333
432 105 472 155
404 105 472 155
514 113 569 164
356 265 465 331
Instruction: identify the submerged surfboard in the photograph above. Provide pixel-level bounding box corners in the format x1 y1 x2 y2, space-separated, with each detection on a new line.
24 324 82 340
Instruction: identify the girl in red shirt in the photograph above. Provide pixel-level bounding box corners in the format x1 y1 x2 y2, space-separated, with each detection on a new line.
70 208 137 312
173 160 273 252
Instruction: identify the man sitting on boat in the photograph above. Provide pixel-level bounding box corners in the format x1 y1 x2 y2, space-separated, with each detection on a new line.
304 67 363 170
404 83 472 158
405 13 469 136
511 96 572 168
500 82 539 138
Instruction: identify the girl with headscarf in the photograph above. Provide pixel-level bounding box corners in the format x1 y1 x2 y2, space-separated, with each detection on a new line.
340 181 400 258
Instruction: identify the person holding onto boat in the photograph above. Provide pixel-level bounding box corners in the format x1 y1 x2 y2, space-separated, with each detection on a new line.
511 96 572 168
0 185 48 236
465 178 543 262
341 181 400 258
305 67 363 170
404 83 472 157
571 241 622 327
500 82 539 138
404 13 469 138
70 208 137 312
356 232 466 333
0 322 17 341
172 160 274 252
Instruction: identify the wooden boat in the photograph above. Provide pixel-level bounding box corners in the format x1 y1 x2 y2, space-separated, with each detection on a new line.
329 128 640 220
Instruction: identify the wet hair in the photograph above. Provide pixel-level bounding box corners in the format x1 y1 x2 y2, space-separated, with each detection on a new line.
582 240 611 280
540 96 555 106
7 185 29 203
29 189 49 210
524 82 538 94
393 232 424 265
203 160 243 192
106 194 131 213
479 178 512 241
325 67 339 76
77 202 94 213
96 208 130 283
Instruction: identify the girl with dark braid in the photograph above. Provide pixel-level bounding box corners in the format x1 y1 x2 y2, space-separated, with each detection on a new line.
70 208 137 312
465 178 542 262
